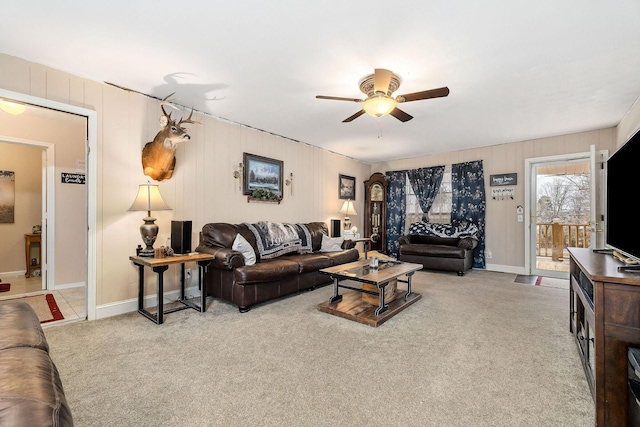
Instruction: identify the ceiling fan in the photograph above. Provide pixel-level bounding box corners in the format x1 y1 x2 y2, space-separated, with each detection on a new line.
316 68 449 123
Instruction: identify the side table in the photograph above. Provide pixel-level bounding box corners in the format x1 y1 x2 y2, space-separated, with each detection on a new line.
25 233 41 278
129 253 213 324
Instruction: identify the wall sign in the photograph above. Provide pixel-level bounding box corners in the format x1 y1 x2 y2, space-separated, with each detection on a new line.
61 173 85 185
490 173 517 186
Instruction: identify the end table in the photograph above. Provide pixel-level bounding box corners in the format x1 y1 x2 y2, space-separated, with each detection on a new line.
129 253 213 324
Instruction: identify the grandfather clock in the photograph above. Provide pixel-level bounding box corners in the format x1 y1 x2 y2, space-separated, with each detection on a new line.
363 172 388 253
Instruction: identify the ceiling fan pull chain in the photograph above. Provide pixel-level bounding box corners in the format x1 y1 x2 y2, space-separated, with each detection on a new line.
377 121 383 139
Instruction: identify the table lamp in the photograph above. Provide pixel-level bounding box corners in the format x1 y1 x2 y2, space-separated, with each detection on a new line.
129 182 171 257
339 199 357 230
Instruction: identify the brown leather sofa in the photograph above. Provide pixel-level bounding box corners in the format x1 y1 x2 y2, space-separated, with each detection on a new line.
398 234 477 276
0 302 74 427
196 221 359 312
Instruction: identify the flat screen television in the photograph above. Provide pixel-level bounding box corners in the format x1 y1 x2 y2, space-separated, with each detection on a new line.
606 127 640 268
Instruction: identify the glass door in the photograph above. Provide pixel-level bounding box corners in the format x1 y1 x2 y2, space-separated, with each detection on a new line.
526 148 605 278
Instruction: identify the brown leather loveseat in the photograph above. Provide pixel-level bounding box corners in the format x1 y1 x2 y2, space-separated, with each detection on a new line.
398 221 479 276
0 302 74 427
196 221 359 312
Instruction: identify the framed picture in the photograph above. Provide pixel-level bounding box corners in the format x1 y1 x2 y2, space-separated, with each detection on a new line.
338 174 356 200
243 153 283 196
0 170 15 224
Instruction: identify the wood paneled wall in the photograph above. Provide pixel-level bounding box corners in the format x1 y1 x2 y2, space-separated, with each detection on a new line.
0 53 370 310
372 128 617 270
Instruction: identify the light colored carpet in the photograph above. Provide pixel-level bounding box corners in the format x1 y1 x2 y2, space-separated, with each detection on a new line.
44 269 594 427
0 293 64 323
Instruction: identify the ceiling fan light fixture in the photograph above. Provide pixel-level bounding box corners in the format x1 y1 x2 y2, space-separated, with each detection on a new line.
362 93 397 117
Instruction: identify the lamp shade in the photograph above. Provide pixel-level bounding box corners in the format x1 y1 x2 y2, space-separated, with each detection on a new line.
339 199 357 216
362 94 397 117
128 182 171 217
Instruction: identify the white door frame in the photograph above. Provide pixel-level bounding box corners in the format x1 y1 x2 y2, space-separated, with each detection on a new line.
0 137 54 290
524 148 606 277
0 88 97 320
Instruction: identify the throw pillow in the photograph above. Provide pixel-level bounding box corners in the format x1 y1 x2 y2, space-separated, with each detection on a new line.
320 234 344 252
232 233 256 266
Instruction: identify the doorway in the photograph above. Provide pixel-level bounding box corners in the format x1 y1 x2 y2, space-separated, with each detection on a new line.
0 141 48 295
525 148 606 278
0 87 97 321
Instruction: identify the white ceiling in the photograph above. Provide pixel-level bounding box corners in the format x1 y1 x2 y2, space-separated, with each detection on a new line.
2 1 640 164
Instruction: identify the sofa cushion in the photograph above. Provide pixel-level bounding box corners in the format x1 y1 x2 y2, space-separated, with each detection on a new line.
320 234 345 252
282 253 333 274
234 258 300 284
400 243 467 259
0 347 74 427
244 222 313 259
408 220 478 238
0 303 49 352
411 235 460 246
305 222 330 252
202 223 256 251
323 248 360 265
232 233 256 266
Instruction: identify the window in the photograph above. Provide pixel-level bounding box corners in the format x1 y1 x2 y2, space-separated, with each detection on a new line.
404 166 452 234
428 165 452 223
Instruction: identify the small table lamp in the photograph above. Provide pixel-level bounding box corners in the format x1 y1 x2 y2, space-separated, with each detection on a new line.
339 199 357 230
129 182 171 257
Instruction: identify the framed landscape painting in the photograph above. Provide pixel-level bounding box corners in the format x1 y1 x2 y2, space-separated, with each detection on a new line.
243 153 283 196
0 170 15 223
339 174 356 200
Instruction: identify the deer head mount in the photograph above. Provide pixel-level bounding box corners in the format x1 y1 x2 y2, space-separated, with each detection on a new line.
141 93 201 181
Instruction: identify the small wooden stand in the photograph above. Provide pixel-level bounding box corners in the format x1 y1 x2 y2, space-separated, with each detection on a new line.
24 233 41 278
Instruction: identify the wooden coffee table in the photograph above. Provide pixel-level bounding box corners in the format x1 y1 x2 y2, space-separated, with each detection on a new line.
317 259 422 327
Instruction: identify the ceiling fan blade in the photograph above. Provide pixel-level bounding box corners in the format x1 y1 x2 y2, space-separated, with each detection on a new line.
316 95 363 103
389 107 413 122
343 110 366 122
373 68 393 94
396 86 450 103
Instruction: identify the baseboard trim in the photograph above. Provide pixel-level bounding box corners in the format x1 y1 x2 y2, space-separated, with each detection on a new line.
484 263 527 275
52 281 85 290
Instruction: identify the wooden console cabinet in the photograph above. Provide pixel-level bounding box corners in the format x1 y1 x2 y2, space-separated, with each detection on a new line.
568 248 640 426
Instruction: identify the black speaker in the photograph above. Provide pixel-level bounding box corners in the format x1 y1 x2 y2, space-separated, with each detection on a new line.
171 220 192 255
330 219 341 237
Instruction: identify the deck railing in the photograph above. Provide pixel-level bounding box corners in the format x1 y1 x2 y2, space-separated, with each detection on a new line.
537 222 590 260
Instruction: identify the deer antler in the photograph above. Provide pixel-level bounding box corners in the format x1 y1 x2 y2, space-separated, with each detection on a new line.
160 92 179 118
178 108 202 127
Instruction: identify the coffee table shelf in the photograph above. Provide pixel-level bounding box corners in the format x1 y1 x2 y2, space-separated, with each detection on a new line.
317 289 421 327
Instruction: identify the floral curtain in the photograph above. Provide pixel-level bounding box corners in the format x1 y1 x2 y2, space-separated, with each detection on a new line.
451 160 486 268
385 170 408 258
407 166 445 221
